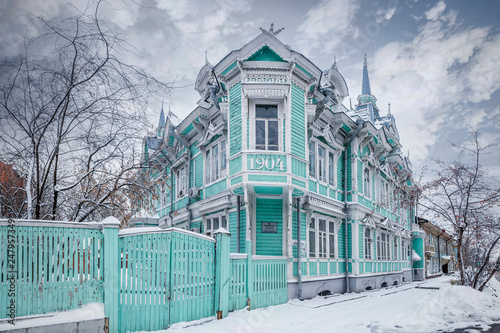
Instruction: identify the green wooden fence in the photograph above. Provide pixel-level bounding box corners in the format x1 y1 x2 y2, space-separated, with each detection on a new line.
1 219 289 332
229 252 288 312
0 220 104 319
117 228 216 332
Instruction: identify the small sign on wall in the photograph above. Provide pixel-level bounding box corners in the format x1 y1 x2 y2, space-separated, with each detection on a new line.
261 222 277 233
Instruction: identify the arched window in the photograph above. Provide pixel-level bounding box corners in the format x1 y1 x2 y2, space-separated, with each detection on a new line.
364 168 371 197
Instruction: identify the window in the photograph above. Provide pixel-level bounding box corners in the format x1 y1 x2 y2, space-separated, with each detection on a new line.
401 239 406 260
328 152 335 185
309 218 316 257
309 140 336 185
379 178 387 204
177 166 187 198
205 214 228 238
364 168 371 198
394 236 398 260
308 216 335 258
309 141 316 177
205 140 226 183
328 221 335 258
317 146 326 182
255 105 279 151
377 231 389 260
160 182 167 207
364 228 372 259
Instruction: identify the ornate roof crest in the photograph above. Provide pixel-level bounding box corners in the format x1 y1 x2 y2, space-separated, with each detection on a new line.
259 23 285 36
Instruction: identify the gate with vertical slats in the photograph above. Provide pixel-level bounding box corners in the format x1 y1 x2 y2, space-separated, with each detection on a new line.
117 228 215 332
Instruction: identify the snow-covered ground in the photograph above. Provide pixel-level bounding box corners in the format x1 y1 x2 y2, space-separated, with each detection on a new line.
159 276 500 333
0 303 104 331
2 276 499 332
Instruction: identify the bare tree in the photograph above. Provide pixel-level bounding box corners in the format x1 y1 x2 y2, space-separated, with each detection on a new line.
0 2 171 221
418 131 500 290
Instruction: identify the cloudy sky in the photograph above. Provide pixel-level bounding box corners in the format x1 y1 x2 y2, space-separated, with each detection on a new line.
1 0 499 176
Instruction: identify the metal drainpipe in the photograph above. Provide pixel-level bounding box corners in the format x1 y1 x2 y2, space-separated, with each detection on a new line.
169 126 193 230
236 195 241 253
343 119 366 293
297 197 303 301
169 169 174 225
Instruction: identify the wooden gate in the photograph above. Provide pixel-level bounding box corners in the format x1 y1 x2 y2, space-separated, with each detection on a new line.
117 228 215 332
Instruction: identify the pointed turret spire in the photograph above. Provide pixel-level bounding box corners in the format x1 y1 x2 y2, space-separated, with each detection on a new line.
362 54 371 95
158 100 166 129
356 54 379 122
331 55 337 70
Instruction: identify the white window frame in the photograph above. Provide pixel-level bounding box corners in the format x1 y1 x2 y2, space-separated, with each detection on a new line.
309 139 337 186
204 138 227 184
308 215 336 259
176 165 187 198
364 167 371 198
204 213 228 238
249 102 283 151
377 230 390 260
364 228 372 259
160 181 167 207
393 236 398 260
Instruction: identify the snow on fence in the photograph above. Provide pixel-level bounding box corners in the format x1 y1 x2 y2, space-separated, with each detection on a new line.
1 220 288 332
0 220 104 319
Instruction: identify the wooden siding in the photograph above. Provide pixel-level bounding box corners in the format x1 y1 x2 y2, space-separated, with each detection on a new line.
229 209 246 253
205 179 227 198
229 83 242 156
255 198 283 256
229 155 242 175
291 83 306 159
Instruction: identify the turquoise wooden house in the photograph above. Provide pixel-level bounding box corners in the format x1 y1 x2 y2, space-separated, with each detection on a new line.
142 28 416 299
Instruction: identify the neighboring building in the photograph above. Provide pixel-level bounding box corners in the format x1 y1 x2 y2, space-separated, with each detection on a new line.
416 217 457 278
0 160 25 218
142 29 416 298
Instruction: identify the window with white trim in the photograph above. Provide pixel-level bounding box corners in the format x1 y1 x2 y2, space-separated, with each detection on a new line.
309 141 316 177
364 168 371 198
160 182 167 207
364 228 372 259
393 236 398 260
401 239 406 260
205 139 226 183
309 140 337 185
176 165 187 198
377 231 390 260
205 213 228 238
308 217 336 258
255 105 279 151
328 152 335 186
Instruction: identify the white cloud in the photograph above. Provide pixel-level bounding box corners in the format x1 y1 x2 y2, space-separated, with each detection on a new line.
366 3 498 168
425 1 446 21
376 6 397 24
294 0 360 56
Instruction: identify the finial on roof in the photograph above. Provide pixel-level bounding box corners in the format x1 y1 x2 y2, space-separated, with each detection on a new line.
363 53 367 67
205 50 208 65
331 55 338 70
349 97 353 111
259 23 285 36
388 102 391 115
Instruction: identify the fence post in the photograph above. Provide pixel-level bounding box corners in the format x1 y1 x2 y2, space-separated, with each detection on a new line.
102 216 120 333
246 239 253 310
214 228 230 319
